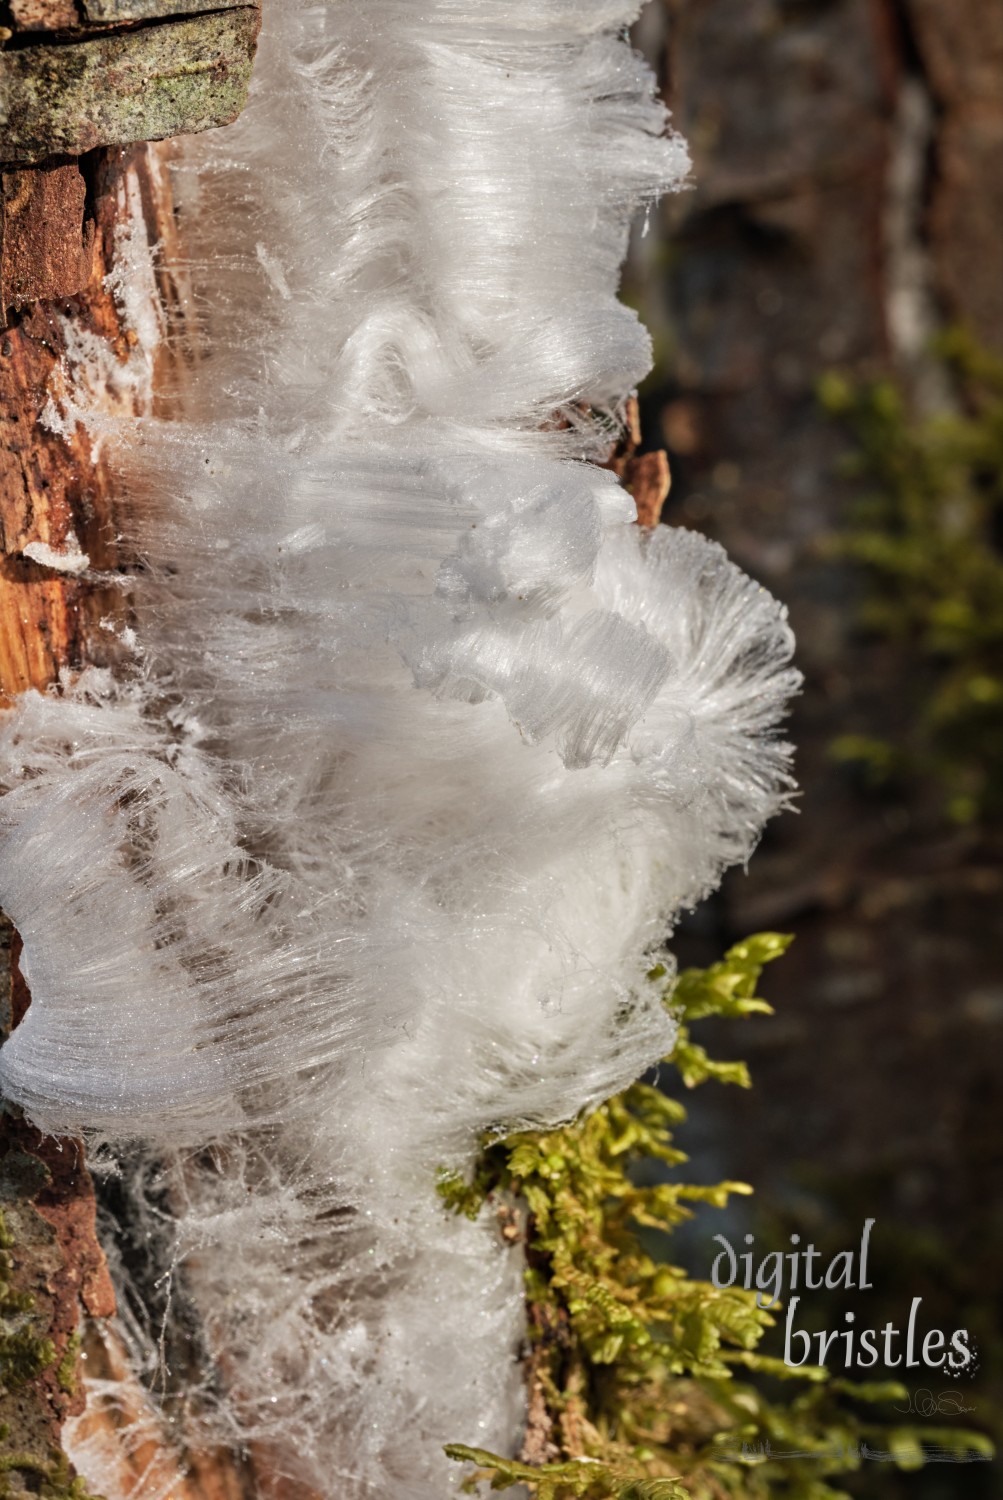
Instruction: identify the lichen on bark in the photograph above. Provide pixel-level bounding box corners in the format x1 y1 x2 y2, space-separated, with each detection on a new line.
0 8 261 165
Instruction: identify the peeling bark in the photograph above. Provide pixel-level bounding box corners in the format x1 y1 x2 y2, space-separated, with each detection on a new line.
607 396 673 528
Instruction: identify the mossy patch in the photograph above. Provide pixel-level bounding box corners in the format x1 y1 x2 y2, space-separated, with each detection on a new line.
0 1432 102 1500
0 1210 53 1394
443 936 992 1497
0 1207 99 1498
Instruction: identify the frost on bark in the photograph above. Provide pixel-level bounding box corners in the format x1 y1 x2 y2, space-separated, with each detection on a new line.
0 8 261 1493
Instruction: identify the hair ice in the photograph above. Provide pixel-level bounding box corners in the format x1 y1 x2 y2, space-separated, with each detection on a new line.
0 4 798 1494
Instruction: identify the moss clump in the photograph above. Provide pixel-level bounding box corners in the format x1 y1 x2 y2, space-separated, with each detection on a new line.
0 1214 99 1497
0 1325 56 1394
443 935 992 1497
55 1333 81 1398
0 1430 103 1500
819 330 1003 824
0 1209 54 1394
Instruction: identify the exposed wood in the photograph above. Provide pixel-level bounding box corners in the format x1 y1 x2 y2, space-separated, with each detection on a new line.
0 148 158 702
624 449 671 528
70 1324 260 1500
603 396 673 528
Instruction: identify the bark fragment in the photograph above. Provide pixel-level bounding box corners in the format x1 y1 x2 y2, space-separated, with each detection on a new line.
0 147 166 700
605 395 673 527
1 8 262 166
1 163 94 311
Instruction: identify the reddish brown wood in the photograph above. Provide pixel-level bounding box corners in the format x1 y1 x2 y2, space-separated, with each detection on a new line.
624 449 672 527
1 165 94 311
0 153 140 1475
603 394 672 527
71 1325 261 1500
0 144 188 702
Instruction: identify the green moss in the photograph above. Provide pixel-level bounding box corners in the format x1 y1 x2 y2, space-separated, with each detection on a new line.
819 329 1003 823
0 1327 55 1394
0 1209 56 1395
0 1431 103 1499
0 1198 100 1497
55 1333 81 1398
443 936 992 1497
444 1445 687 1499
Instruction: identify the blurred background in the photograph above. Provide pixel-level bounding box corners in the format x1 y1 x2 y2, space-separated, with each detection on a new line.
629 3 1002 1495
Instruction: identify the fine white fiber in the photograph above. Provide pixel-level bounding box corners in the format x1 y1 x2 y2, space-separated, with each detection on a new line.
0 3 799 1495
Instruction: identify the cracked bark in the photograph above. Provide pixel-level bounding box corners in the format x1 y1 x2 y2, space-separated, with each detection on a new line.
0 148 141 700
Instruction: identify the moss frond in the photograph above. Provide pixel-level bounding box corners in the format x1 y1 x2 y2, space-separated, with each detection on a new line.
443 936 991 1497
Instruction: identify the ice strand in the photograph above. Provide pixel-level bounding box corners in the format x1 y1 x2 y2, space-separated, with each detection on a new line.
0 4 798 1494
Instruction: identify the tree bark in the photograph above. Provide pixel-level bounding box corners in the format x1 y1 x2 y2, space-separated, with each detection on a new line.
1 8 262 1494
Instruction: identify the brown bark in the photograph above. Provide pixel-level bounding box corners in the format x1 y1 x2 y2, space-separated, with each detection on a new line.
0 137 263 1495
0 6 267 1488
1 164 93 310
0 139 145 1486
607 396 673 528
1 152 131 701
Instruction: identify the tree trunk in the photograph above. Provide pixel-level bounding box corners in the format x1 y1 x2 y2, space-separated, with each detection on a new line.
0 7 262 1493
